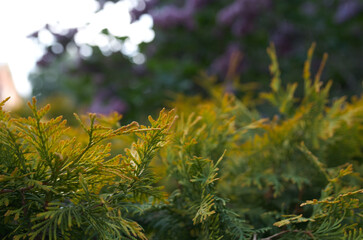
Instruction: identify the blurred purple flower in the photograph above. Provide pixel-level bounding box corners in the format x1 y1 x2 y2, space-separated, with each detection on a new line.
210 44 241 76
217 0 270 36
193 0 209 8
217 1 242 25
334 0 362 23
132 0 223 29
150 0 204 29
90 94 127 115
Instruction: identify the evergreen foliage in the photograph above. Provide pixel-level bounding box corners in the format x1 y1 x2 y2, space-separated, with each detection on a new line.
1 44 362 239
0 97 176 239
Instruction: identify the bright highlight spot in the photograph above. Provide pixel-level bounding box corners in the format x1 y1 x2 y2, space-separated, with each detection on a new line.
0 0 154 97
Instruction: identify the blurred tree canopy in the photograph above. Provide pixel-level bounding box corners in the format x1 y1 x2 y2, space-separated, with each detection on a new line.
30 0 363 121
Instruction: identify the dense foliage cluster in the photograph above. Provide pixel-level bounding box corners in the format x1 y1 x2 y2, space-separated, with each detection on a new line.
2 45 362 239
29 0 363 120
0 97 176 239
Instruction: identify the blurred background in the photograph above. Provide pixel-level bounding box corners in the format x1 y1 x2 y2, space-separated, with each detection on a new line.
1 0 362 122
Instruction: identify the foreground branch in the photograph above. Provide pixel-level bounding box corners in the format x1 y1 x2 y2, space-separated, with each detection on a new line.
261 229 314 240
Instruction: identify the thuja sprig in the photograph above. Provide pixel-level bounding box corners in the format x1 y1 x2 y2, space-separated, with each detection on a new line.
272 147 362 240
120 109 177 203
0 98 176 240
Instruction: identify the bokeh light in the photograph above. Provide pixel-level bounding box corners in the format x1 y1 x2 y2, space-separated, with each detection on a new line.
0 0 154 97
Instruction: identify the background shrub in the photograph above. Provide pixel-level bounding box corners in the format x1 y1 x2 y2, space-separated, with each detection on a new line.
29 0 363 121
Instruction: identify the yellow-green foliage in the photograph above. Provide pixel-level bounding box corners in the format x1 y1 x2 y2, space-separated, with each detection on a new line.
1 44 362 240
141 106 254 240
148 43 362 239
0 97 176 239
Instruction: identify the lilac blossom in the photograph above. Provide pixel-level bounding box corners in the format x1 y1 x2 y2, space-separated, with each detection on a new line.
217 0 270 36
217 1 243 25
210 44 241 76
150 0 208 29
334 0 362 23
151 6 193 29
90 93 128 115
